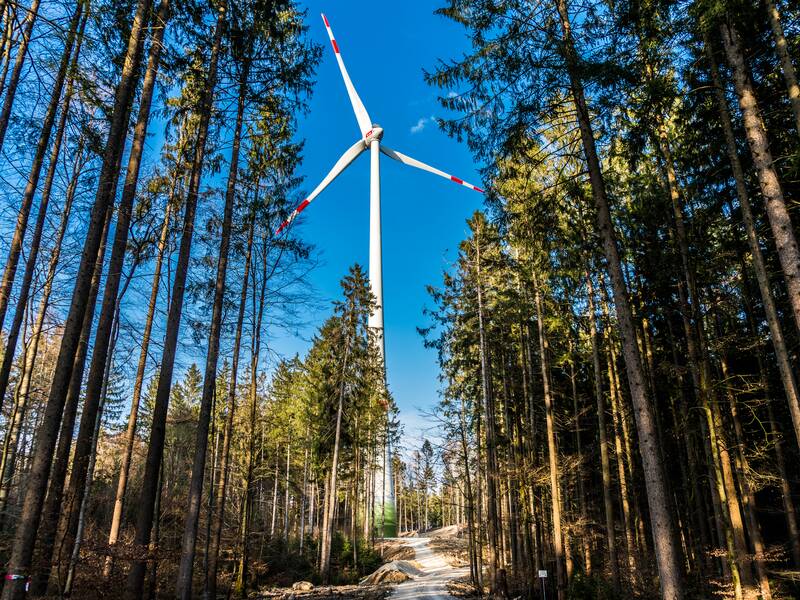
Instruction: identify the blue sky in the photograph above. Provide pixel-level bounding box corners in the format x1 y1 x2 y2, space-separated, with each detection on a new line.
271 2 485 447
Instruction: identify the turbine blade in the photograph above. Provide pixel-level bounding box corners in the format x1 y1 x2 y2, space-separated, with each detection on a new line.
321 13 373 136
380 144 485 194
276 139 367 235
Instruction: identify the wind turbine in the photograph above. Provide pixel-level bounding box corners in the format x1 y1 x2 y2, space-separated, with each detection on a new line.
277 13 485 537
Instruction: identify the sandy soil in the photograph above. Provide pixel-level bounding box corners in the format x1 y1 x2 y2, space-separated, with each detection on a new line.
387 536 469 600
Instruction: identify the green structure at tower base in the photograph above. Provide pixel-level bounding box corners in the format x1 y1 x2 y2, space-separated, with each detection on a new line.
374 501 397 538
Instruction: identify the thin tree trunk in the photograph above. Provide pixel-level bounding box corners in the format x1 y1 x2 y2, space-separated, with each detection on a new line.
533 274 565 600
320 335 350 582
474 226 504 597
554 1 684 597
764 0 800 135
0 0 41 154
284 442 291 541
207 210 255 598
0 0 149 592
587 273 620 590
705 34 800 463
124 10 224 598
0 1 84 407
718 351 771 599
234 231 267 598
28 199 113 596
719 22 800 373
57 1 172 577
0 135 82 525
176 44 246 600
103 165 180 578
63 303 122 596
607 340 639 584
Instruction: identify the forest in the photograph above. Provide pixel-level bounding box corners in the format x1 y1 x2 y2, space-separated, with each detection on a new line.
0 0 799 599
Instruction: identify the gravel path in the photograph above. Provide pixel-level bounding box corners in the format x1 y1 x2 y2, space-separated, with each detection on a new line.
388 537 468 600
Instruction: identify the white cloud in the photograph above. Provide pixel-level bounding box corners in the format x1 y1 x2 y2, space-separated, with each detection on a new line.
410 115 436 134
447 91 458 98
410 117 428 134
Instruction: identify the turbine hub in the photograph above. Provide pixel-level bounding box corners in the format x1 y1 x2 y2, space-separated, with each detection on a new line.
364 125 383 145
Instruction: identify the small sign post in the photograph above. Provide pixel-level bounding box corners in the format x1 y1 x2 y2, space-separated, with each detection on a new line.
538 569 547 599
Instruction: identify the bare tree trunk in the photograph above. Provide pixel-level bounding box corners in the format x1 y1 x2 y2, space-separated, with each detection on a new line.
271 446 280 537
320 337 350 582
719 22 800 371
234 231 267 599
299 427 309 549
586 274 620 590
56 1 172 578
284 442 291 541
28 198 113 596
766 398 800 566
176 42 246 600
207 211 255 598
0 2 15 89
704 34 800 465
553 2 684 597
124 10 224 598
718 351 771 600
0 0 41 153
474 224 504 597
0 136 82 525
63 302 123 596
533 273 565 599
103 166 179 578
606 340 639 583
0 0 149 592
764 0 800 135
0 1 85 406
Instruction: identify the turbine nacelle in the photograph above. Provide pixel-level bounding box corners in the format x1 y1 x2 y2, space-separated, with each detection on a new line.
365 125 383 145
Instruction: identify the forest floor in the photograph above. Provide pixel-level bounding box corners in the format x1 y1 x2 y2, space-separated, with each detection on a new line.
259 527 475 600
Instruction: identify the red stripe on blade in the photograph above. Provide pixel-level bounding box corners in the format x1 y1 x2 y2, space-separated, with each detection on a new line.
473 185 484 193
322 14 329 27
331 40 339 53
451 176 463 185
296 199 311 213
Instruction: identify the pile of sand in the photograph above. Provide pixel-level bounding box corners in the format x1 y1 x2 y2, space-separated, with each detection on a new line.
359 560 424 585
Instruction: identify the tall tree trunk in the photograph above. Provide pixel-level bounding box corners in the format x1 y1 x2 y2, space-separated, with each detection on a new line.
124 10 224 597
207 210 255 598
54 0 172 579
0 0 149 593
554 2 684 597
0 0 40 154
606 339 640 583
719 22 800 375
586 273 620 590
656 105 754 597
718 349 772 600
533 273 565 599
284 442 291 541
234 231 268 598
63 299 124 596
0 135 83 526
704 34 800 464
29 201 114 596
763 0 800 135
176 56 247 598
320 334 350 582
103 163 180 578
475 225 504 597
458 391 480 587
0 1 84 406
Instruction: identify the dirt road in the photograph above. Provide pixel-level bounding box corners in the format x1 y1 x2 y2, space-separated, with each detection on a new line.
388 536 468 600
